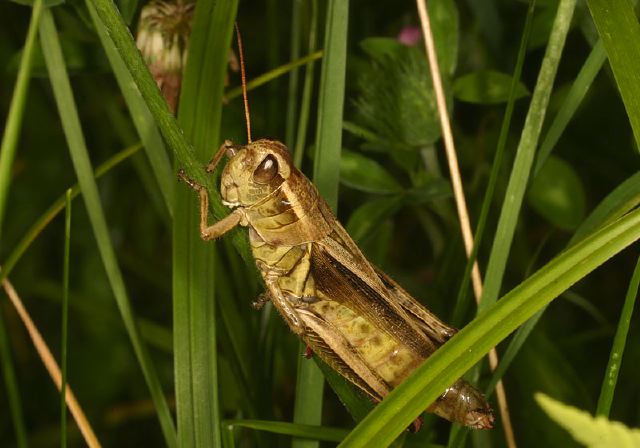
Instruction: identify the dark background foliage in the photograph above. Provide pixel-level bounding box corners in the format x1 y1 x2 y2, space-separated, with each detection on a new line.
1 0 639 446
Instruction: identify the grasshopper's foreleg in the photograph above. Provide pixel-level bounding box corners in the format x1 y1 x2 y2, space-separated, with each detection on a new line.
178 169 244 241
206 140 239 174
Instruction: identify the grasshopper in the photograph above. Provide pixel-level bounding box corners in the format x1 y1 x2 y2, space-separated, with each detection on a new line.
177 27 493 431
178 138 493 429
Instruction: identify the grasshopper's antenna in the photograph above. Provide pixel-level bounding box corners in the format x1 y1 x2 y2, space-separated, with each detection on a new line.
235 23 252 143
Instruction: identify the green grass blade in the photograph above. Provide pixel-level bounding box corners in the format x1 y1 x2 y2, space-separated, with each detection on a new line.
60 189 71 448
596 255 640 416
0 144 141 283
312 0 349 208
293 0 319 169
340 208 640 447
223 419 350 443
451 0 536 326
38 10 176 446
293 1 349 444
87 0 174 217
586 0 640 149
0 0 43 244
285 0 303 149
226 51 323 102
479 0 577 312
173 0 238 446
534 41 606 175
293 350 326 448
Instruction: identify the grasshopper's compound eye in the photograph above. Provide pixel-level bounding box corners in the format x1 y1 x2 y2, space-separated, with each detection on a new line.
253 154 278 184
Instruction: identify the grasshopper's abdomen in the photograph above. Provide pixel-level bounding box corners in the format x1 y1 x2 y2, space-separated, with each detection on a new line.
308 299 422 387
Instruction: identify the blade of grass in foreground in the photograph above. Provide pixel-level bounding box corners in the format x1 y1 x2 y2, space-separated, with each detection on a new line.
479 0 576 312
0 0 43 242
223 419 349 443
596 255 640 416
293 1 349 446
586 0 640 149
339 207 640 447
173 0 238 446
39 10 176 446
87 0 174 216
312 0 348 208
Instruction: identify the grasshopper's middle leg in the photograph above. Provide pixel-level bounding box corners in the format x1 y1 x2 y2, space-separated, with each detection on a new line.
178 169 244 240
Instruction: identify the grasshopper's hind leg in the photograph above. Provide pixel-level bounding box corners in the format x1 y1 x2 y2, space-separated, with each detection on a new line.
178 169 244 240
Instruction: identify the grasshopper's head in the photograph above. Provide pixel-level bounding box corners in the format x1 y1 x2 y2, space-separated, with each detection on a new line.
218 139 293 207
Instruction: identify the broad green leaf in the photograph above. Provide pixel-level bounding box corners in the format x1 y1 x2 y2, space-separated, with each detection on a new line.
536 393 640 447
429 0 459 76
453 70 530 104
527 155 586 230
356 40 443 149
405 180 451 204
359 37 405 60
340 150 402 194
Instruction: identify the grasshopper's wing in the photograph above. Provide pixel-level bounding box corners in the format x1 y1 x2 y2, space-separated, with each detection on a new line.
311 223 439 360
373 267 457 344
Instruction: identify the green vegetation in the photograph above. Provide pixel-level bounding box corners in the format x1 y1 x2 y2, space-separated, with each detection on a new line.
1 0 639 446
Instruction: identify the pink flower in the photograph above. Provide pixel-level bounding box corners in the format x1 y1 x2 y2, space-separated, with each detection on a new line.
397 26 422 46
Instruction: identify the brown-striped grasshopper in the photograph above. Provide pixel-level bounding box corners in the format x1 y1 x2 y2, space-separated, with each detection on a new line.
177 26 493 430
178 138 494 429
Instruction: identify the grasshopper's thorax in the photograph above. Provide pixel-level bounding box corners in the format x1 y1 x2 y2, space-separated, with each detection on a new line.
221 139 334 246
